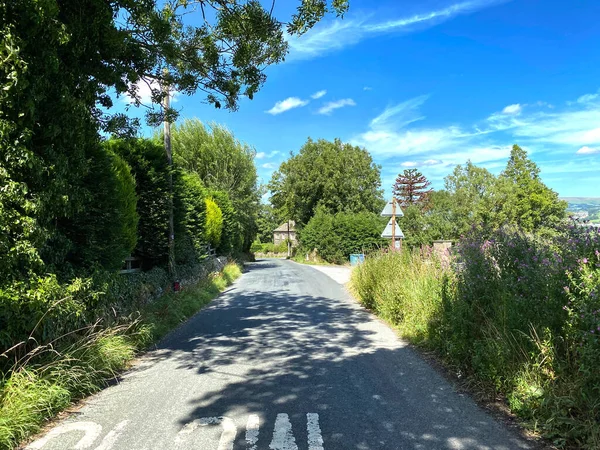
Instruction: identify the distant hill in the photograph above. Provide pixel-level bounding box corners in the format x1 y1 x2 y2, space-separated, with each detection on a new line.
562 197 600 223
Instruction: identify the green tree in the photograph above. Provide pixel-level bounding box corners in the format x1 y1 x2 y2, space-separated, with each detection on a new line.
109 138 171 268
443 161 499 237
256 204 282 243
0 0 350 284
269 138 384 224
497 145 567 232
171 119 260 250
174 173 209 264
300 207 385 264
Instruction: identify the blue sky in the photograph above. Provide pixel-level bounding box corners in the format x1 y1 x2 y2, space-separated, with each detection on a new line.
125 0 600 198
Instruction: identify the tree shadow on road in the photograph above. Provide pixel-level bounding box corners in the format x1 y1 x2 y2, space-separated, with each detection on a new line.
136 261 541 450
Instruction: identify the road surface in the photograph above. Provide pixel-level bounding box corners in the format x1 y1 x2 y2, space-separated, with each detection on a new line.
27 259 536 450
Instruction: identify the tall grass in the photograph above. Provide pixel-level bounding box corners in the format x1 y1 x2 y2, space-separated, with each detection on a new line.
0 262 242 450
351 226 600 449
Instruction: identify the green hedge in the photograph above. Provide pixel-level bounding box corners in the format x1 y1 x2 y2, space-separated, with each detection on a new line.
300 208 385 264
110 139 170 269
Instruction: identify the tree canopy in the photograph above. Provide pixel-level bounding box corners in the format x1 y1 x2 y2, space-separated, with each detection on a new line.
269 138 384 225
393 169 433 208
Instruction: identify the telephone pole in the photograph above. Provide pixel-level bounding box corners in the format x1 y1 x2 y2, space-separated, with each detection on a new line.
163 76 175 277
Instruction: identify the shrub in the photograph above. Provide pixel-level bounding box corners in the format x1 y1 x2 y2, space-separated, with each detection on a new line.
110 139 171 269
59 147 138 272
174 173 208 264
300 208 385 264
352 225 600 448
204 198 223 248
210 190 243 255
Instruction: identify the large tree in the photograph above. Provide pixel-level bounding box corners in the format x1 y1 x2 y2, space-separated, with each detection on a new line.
0 0 349 282
269 138 384 225
497 145 567 232
171 119 260 251
393 168 433 208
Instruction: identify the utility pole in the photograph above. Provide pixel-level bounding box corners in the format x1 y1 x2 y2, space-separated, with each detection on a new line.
163 75 175 277
287 220 291 258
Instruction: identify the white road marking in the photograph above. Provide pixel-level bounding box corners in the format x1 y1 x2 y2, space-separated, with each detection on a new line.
94 421 129 450
306 413 324 450
175 416 237 450
245 414 260 450
26 422 102 450
269 413 298 450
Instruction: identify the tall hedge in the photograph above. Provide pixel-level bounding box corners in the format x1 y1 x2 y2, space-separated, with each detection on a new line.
210 190 242 255
109 139 171 269
205 198 223 248
59 146 138 272
300 208 386 264
174 173 209 264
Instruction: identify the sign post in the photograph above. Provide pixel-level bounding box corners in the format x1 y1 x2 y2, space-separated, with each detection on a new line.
380 198 405 251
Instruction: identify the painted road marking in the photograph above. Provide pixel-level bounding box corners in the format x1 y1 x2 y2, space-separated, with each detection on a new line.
94 421 129 450
269 413 298 450
27 413 323 449
27 422 102 449
307 413 324 450
245 414 260 450
175 416 237 450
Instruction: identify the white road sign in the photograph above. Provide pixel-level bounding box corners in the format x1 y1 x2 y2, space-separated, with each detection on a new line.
380 199 404 217
381 218 404 239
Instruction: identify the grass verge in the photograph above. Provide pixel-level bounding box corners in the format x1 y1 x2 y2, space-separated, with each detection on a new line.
0 262 242 450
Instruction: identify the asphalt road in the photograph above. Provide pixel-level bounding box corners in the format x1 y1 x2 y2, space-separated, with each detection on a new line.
26 259 536 450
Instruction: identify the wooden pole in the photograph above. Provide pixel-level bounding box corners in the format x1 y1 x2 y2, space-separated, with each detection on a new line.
163 77 175 277
391 198 396 251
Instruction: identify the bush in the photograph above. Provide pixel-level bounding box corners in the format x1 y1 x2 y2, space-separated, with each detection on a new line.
204 198 223 248
110 139 171 269
174 173 208 265
59 147 138 272
351 225 600 448
300 208 385 264
211 190 243 256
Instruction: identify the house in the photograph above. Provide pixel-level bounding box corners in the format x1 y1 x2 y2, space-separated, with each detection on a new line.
273 221 298 246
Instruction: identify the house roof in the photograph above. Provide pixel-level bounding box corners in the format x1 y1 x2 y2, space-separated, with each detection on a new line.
273 220 296 232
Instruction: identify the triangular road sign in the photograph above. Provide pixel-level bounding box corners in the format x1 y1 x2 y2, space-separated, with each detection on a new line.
381 218 405 239
380 199 404 217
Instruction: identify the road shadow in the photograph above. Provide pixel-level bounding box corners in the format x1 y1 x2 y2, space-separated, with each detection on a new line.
137 261 542 450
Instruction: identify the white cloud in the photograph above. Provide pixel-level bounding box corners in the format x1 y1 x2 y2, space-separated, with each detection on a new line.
577 93 599 104
352 88 600 192
317 98 356 115
364 86 373 91
266 97 309 115
286 0 505 60
256 150 281 160
261 163 277 169
123 78 179 105
502 103 522 115
577 146 600 155
311 90 327 99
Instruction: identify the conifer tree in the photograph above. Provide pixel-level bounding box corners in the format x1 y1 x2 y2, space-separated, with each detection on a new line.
392 169 433 208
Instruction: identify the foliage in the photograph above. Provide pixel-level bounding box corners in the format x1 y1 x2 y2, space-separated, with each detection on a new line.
174 173 208 265
393 168 433 208
204 198 223 249
210 190 243 255
351 225 600 448
269 138 384 225
171 120 260 251
60 148 139 272
497 145 568 232
250 241 288 255
299 208 385 264
109 138 171 269
0 262 242 449
256 204 282 243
